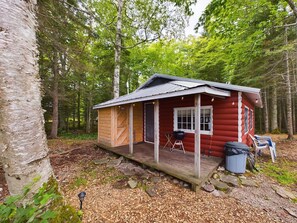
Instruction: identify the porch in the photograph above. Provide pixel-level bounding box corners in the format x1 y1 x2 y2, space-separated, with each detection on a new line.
98 142 223 190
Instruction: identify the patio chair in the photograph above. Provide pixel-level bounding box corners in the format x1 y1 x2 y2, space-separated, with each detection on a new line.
249 134 276 162
170 131 185 153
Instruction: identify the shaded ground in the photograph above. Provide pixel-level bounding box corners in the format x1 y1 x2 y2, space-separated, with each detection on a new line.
0 135 296 222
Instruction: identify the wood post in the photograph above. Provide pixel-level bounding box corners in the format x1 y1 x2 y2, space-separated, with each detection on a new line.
129 104 133 154
154 100 159 163
194 94 201 178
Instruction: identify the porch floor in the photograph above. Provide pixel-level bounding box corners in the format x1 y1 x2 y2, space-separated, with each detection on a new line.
98 142 223 190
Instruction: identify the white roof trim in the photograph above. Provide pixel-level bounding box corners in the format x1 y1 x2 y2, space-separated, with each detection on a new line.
94 86 230 109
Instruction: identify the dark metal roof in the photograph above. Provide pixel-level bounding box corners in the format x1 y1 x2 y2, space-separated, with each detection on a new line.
93 74 262 109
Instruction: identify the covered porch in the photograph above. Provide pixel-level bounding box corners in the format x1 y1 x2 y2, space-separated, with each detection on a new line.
98 142 223 190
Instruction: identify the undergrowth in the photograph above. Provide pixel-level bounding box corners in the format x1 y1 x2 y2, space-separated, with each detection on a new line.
0 177 81 223
59 132 97 140
262 159 297 186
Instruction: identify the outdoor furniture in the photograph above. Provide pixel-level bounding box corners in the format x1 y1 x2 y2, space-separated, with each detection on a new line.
249 134 276 162
170 131 185 153
163 132 173 149
255 135 277 158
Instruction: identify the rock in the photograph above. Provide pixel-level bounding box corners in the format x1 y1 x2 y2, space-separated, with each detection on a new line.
220 174 239 187
173 179 179 184
146 187 157 197
128 180 138 189
160 172 165 177
210 189 221 197
284 208 297 218
151 176 161 183
217 166 225 172
210 179 230 191
183 183 190 188
238 175 246 180
117 163 147 176
93 158 109 165
272 186 297 200
107 158 122 167
241 179 258 187
202 184 215 192
212 173 219 179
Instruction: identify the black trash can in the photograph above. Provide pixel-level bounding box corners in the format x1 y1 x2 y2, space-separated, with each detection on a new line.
224 142 250 173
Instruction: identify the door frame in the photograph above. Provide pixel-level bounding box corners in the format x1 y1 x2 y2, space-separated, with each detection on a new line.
144 102 154 143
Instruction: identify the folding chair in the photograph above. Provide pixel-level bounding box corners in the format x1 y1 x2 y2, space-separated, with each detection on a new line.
249 134 276 162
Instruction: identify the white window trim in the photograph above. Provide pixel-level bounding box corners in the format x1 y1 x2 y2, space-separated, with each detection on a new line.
173 106 213 135
250 109 253 130
244 106 249 134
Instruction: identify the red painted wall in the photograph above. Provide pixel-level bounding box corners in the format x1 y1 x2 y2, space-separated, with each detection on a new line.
159 91 244 157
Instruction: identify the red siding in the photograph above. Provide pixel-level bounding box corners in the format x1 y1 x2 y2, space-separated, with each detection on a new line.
159 92 240 157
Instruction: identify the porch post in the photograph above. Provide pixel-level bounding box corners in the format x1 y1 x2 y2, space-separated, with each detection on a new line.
154 100 159 163
194 94 201 177
129 104 133 154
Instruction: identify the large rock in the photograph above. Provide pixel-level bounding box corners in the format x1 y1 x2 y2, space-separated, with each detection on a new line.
128 180 138 189
116 163 147 176
272 186 297 200
202 184 215 193
210 179 230 191
146 186 157 197
241 179 258 187
107 157 123 167
151 176 161 183
220 174 239 187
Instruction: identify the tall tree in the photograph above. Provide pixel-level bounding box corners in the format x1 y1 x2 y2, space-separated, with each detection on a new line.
0 0 53 195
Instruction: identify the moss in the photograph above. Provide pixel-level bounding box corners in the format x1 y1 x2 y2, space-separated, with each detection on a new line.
261 159 297 186
43 177 81 223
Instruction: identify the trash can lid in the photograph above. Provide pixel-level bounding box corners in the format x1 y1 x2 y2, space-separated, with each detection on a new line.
224 141 250 151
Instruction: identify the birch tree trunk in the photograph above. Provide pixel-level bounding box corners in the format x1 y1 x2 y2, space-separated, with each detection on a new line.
50 51 59 138
271 83 278 132
263 90 269 133
285 26 294 139
113 0 124 98
0 0 53 195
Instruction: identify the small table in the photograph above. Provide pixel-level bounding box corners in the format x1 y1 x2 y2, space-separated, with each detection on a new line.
163 132 173 149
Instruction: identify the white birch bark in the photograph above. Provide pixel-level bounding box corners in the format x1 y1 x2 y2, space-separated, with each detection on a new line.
0 0 53 195
113 0 124 98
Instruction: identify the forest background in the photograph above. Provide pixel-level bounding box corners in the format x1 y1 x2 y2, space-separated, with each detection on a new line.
38 0 297 139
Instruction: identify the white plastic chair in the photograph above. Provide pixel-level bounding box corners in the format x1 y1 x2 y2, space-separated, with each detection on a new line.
249 134 276 162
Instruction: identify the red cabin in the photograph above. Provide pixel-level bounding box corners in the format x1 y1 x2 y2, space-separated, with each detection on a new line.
94 74 262 178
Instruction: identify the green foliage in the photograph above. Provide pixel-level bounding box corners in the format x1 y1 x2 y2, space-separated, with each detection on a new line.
262 159 297 186
0 177 81 223
59 132 97 140
70 177 88 189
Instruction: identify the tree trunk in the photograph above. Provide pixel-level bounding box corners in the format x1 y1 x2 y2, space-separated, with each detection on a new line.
77 79 81 129
113 0 124 98
0 0 53 195
271 83 278 132
263 90 269 133
50 51 59 138
285 26 294 139
285 0 297 19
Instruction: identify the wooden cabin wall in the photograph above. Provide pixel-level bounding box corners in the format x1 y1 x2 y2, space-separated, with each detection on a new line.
241 94 255 146
159 92 240 158
98 108 113 146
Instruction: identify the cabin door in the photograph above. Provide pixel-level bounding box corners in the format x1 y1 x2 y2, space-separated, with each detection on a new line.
145 103 154 143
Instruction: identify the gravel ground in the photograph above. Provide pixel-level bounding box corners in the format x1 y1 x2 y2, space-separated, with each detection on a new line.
0 136 296 222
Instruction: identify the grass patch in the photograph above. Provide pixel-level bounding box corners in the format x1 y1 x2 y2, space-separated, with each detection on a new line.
70 176 88 189
262 159 297 186
59 132 97 140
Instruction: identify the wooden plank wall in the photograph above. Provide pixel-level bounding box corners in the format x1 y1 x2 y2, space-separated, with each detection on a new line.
133 103 143 143
98 108 112 146
159 92 240 158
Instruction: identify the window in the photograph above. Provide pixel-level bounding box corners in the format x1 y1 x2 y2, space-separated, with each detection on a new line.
250 110 253 130
174 106 212 134
244 106 249 133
